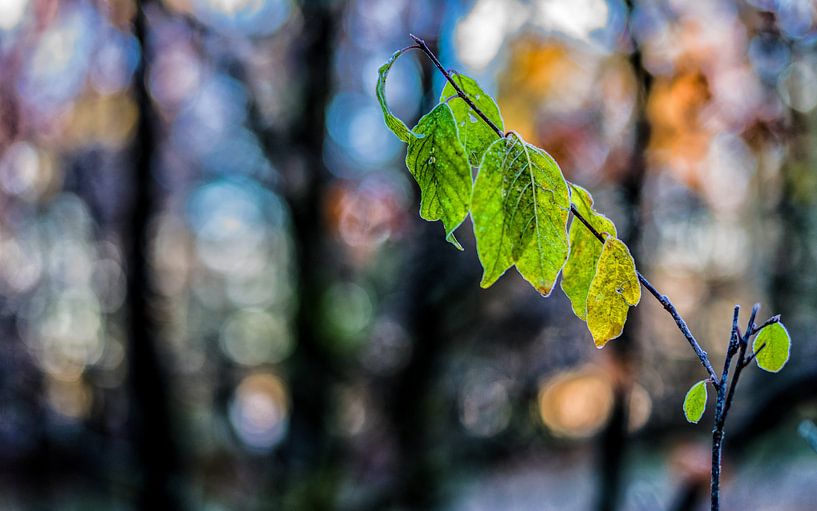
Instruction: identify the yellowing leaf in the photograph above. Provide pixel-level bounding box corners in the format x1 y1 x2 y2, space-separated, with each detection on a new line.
471 133 570 294
560 184 617 320
683 380 707 424
586 237 640 347
440 73 504 166
406 103 472 249
376 50 413 143
753 322 791 373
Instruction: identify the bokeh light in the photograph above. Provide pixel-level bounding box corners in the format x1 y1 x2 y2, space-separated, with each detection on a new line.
219 307 293 365
321 281 373 350
229 372 289 452
18 2 99 112
0 0 29 31
538 366 614 438
191 0 295 37
459 367 513 437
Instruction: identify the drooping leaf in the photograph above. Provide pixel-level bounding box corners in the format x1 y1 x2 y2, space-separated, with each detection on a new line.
683 380 707 424
439 73 504 166
560 184 617 320
753 321 791 373
406 103 472 249
376 50 413 143
586 237 640 347
471 133 570 294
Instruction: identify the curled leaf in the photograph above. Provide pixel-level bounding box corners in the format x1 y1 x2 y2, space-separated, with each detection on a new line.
376 50 413 143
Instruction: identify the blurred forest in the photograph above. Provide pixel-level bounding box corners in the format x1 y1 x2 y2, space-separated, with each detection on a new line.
1 0 817 510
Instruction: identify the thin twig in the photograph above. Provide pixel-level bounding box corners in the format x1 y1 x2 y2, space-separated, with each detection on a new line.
637 273 720 382
745 304 761 342
720 306 741 391
721 304 760 423
570 203 606 242
750 314 781 336
409 34 504 137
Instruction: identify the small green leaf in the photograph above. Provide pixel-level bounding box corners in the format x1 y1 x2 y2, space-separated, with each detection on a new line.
683 380 708 424
561 184 617 320
471 133 570 294
439 73 504 166
376 50 413 143
586 237 640 347
406 103 472 249
753 322 791 373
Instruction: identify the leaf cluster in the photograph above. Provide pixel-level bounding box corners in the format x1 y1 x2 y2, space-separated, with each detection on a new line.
377 49 639 347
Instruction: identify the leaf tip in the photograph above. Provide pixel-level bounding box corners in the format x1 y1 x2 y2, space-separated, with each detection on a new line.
446 235 464 251
479 273 497 289
593 336 611 349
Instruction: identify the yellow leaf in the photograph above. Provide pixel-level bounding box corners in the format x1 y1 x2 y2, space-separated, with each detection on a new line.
586 237 640 348
560 184 617 320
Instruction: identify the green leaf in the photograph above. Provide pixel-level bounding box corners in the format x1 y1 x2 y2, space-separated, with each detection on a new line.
683 380 708 424
406 103 472 249
586 237 640 347
753 322 791 373
471 133 571 294
376 50 413 143
560 184 617 320
439 73 504 166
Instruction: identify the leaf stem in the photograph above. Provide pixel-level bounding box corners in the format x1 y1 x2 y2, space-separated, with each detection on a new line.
743 342 767 366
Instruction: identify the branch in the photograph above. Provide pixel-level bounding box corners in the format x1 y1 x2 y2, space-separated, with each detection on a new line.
409 35 720 384
410 34 504 137
750 314 781 336
710 305 741 510
637 272 719 382
719 306 741 392
570 203 606 242
720 304 760 423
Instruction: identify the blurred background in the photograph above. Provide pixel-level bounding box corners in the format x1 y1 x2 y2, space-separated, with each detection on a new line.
1 0 816 509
